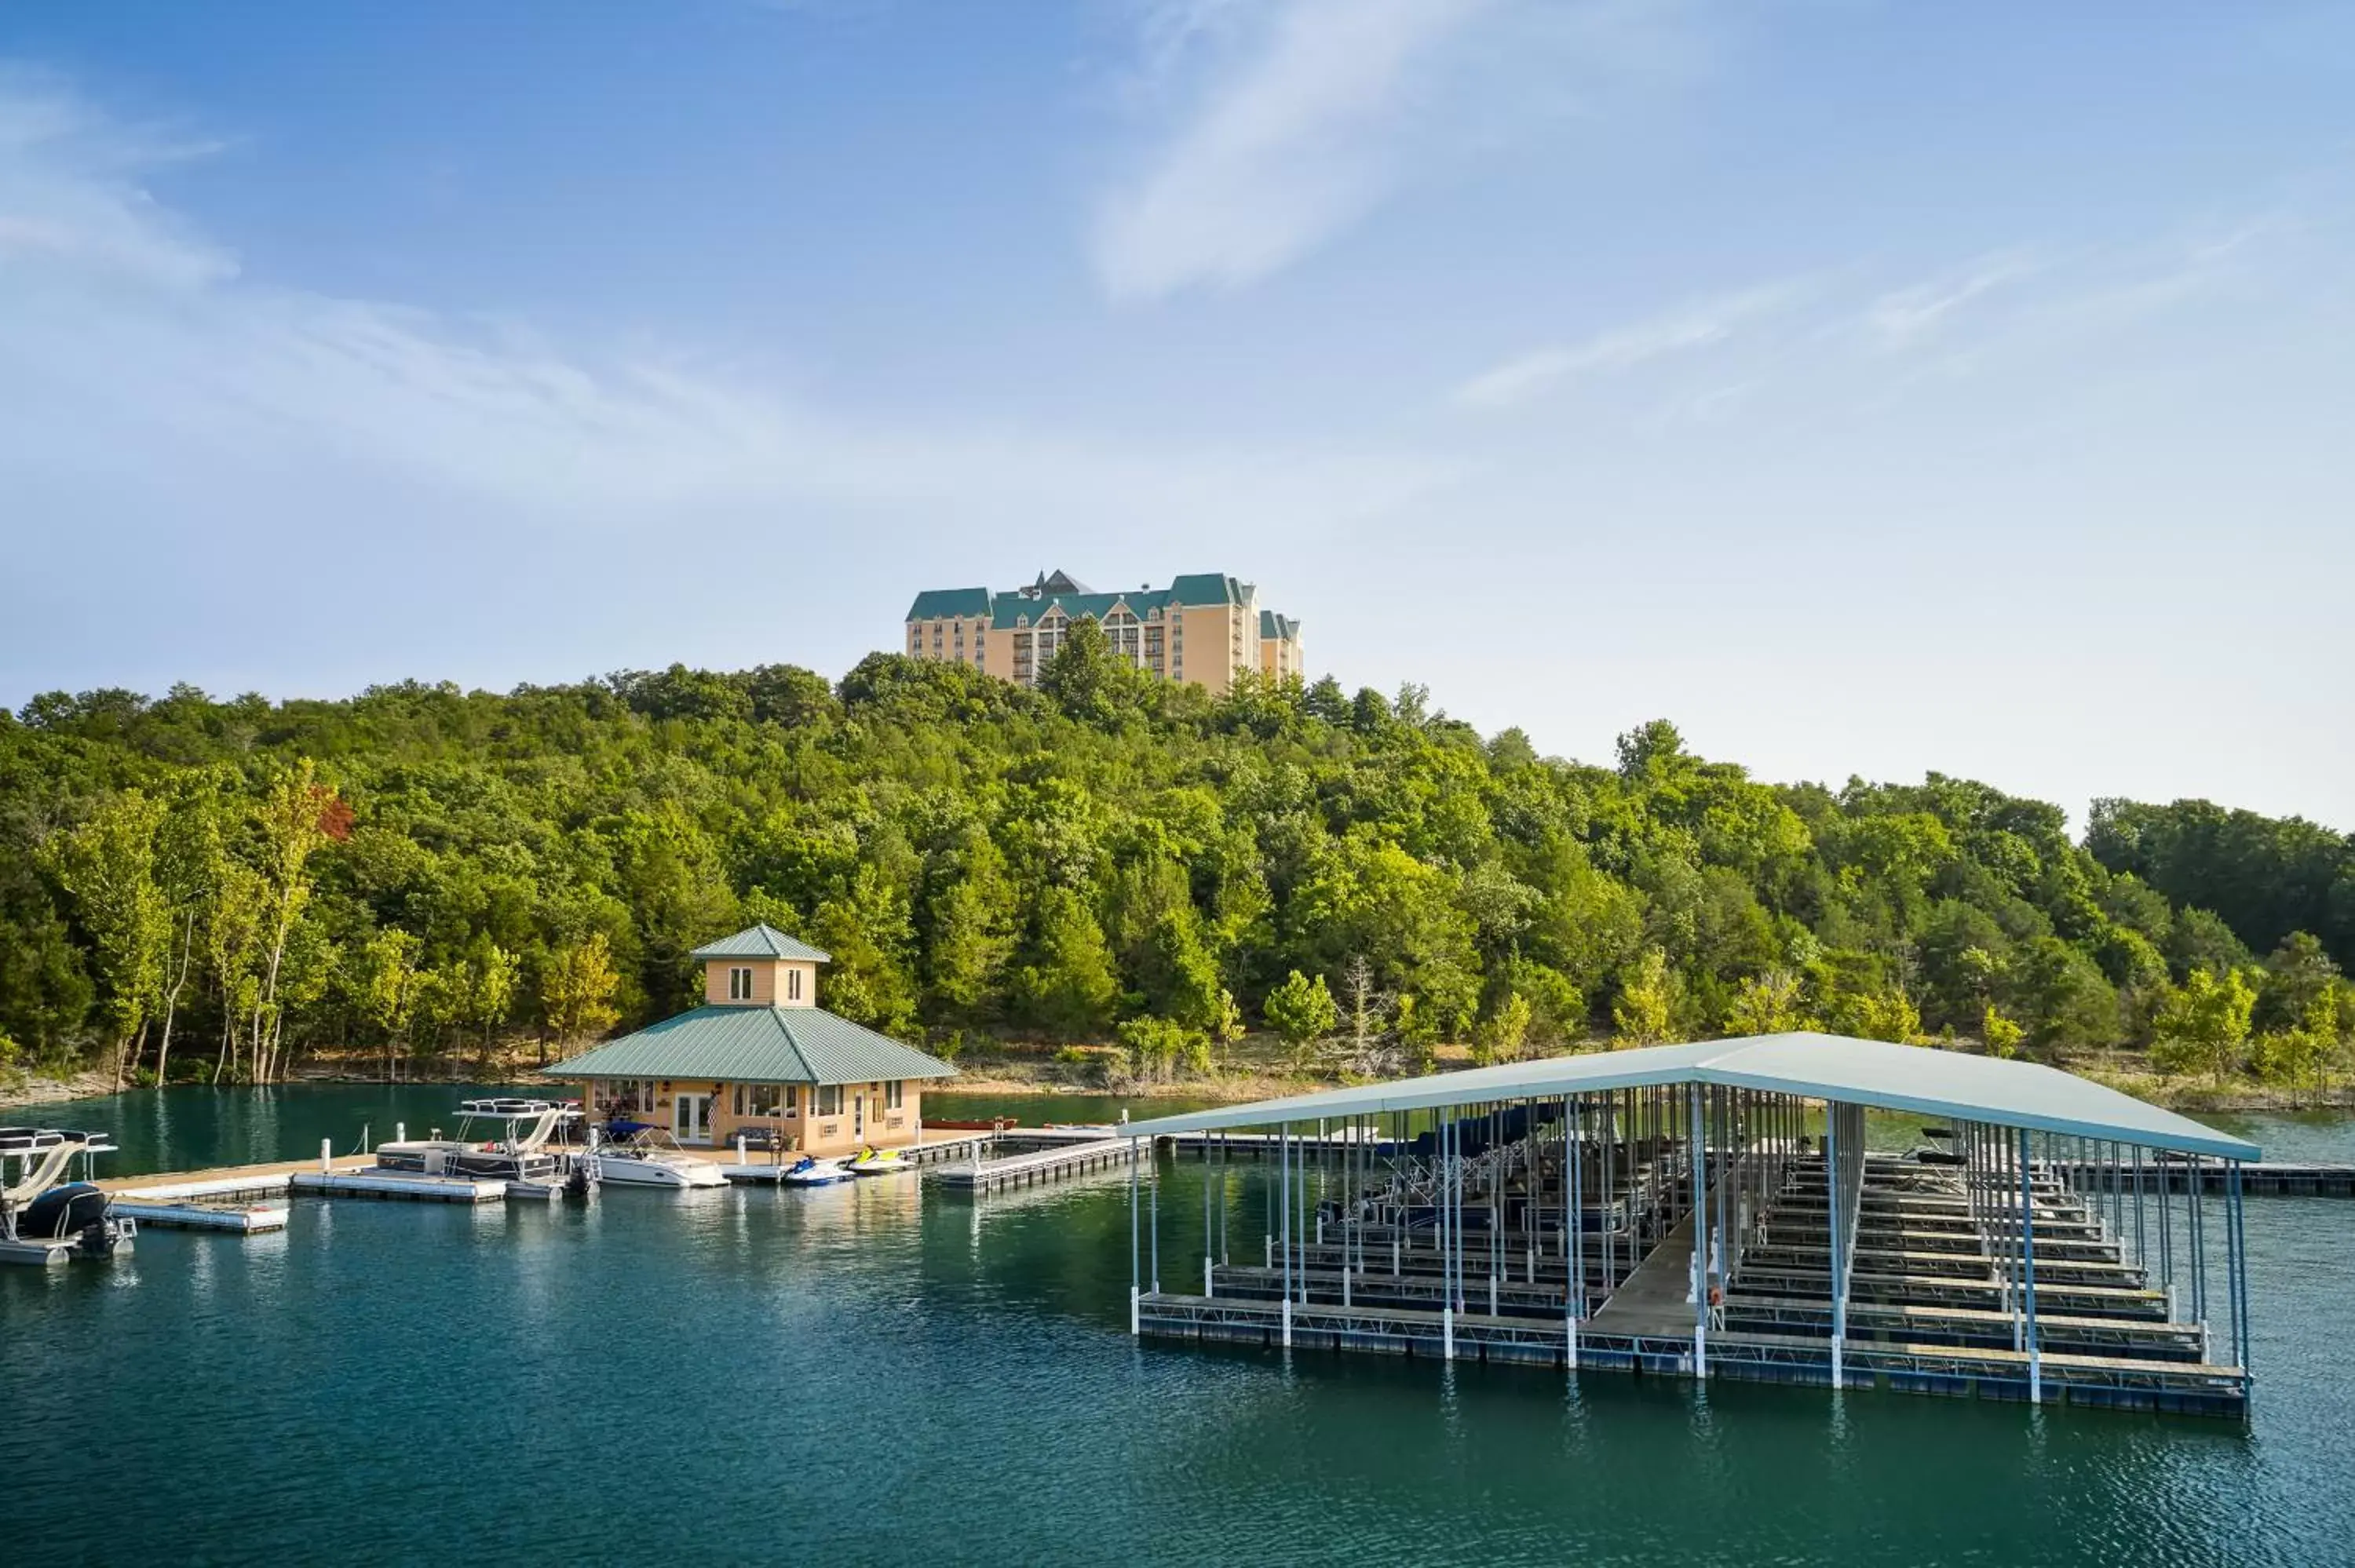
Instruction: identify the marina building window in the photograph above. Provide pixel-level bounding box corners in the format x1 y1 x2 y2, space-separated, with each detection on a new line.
747 1083 784 1115
815 1085 842 1116
884 1081 904 1110
727 966 754 1001
787 968 802 1001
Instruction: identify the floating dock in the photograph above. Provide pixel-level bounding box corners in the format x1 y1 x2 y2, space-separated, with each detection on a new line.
288 1170 512 1202
717 1129 992 1183
111 1196 290 1233
1115 1034 2269 1419
937 1127 1134 1192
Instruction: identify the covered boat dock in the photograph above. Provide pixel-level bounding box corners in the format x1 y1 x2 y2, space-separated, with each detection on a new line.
1116 1033 2261 1417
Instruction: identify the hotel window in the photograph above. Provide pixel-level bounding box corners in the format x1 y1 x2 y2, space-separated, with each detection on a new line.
787 968 803 1001
727 966 754 1001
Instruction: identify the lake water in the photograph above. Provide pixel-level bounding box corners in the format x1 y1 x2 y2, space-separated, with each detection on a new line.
3 1088 2351 1565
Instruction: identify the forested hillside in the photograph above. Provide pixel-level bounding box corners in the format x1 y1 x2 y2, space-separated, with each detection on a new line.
4 623 2349 1094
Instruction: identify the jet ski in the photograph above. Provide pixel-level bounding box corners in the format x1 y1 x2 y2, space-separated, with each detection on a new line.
779 1155 853 1187
845 1145 912 1176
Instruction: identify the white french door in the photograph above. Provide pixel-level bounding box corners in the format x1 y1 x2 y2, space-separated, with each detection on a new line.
674 1093 713 1144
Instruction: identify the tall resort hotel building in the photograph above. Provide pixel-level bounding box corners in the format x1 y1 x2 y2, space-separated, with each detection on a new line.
905 569 1305 696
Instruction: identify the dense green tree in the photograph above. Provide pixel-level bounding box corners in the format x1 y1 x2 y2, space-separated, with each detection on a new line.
2 656 2340 1091
1612 947 1681 1047
1265 969 1339 1067
2152 968 2257 1085
40 789 168 1086
1013 886 1119 1039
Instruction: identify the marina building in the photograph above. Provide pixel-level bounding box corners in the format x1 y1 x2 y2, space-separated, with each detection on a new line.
546 924 958 1154
904 568 1305 697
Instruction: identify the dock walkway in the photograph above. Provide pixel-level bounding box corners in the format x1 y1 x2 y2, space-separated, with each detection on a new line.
937 1128 1132 1192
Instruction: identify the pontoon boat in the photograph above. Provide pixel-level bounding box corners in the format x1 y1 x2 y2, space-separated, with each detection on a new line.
0 1126 135 1264
371 1098 583 1185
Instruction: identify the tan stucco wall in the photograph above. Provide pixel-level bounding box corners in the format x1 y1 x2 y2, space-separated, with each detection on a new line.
983 624 1017 682
703 958 821 1007
584 1078 926 1153
907 615 985 671
1258 629 1303 680
1176 604 1236 695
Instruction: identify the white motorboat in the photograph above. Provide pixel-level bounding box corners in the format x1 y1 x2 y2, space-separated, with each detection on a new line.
372 1097 582 1185
590 1128 728 1189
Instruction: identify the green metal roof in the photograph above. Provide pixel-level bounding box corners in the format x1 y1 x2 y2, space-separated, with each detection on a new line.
1259 609 1298 640
989 587 1170 630
543 1005 958 1086
958 573 1269 629
906 587 991 622
1170 572 1244 606
688 923 831 962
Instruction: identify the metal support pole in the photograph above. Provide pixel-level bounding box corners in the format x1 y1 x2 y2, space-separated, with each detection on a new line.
2191 1154 2208 1360
1713 1085 1728 1295
1204 1130 1214 1297
1568 1094 1583 1369
1441 1109 1455 1361
2160 1144 2174 1312
1826 1103 1844 1390
1128 1136 1141 1336
2236 1161 2253 1392
1149 1138 1160 1296
2018 1125 2041 1404
1689 1081 1708 1377
2133 1143 2145 1274
1279 1122 1293 1348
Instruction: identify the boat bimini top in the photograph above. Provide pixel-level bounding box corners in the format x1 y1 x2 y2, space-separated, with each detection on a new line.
1 1128 120 1203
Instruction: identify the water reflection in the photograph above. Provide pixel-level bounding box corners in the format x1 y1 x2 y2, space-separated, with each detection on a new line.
0 1091 2342 1566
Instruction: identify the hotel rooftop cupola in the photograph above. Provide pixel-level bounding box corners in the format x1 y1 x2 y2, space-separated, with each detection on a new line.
694 923 828 1008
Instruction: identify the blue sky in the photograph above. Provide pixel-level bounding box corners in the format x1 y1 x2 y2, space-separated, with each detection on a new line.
2 2 2350 826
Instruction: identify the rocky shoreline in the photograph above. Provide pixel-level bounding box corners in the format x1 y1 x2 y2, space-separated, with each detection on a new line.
9 1054 2349 1119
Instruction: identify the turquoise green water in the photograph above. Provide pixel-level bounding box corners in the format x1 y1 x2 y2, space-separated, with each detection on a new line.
3 1088 2351 1566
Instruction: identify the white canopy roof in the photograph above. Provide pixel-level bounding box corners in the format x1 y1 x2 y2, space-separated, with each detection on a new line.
1124 1032 2258 1161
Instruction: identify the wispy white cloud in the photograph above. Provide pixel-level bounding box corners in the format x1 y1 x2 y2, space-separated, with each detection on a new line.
1090 0 1724 301
1862 249 2045 349
1451 280 1801 408
1092 0 1492 301
0 75 1448 538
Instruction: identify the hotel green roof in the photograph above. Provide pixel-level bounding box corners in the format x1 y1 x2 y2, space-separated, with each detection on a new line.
905 586 991 621
988 588 1167 629
543 1005 957 1086
689 923 831 962
1169 572 1251 606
